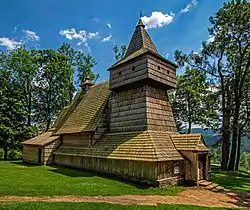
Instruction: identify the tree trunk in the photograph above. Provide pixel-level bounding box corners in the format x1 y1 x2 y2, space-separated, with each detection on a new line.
3 146 8 160
45 117 51 132
235 129 242 171
187 121 192 134
27 92 32 126
220 88 230 170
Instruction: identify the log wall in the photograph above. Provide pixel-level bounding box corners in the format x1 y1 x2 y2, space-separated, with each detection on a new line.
53 154 181 186
23 145 39 164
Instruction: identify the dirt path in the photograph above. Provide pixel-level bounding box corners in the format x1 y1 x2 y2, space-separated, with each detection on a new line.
0 187 249 208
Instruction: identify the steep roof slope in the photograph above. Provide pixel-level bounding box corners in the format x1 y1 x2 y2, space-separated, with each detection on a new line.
53 81 110 135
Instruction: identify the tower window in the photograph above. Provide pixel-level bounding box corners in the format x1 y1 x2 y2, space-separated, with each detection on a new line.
119 72 122 76
167 70 170 74
158 65 161 70
132 66 135 71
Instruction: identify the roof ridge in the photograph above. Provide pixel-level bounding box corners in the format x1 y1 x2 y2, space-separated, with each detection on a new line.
147 131 159 160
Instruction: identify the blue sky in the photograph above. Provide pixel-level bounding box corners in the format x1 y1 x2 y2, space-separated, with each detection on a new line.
0 0 228 82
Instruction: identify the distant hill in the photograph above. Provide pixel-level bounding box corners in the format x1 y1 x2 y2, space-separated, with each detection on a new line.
184 128 250 152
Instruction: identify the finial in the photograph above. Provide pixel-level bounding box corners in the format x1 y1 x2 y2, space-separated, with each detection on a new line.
140 11 143 18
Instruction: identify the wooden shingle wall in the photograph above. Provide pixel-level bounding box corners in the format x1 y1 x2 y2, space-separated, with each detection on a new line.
109 86 147 132
110 55 148 90
145 85 177 132
147 55 177 89
23 145 39 164
62 133 91 147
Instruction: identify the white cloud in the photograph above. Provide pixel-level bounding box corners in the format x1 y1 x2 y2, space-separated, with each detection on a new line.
0 37 23 50
23 29 40 41
92 18 100 22
101 35 112 42
59 28 99 48
180 0 198 13
207 35 215 43
141 11 174 29
106 23 112 28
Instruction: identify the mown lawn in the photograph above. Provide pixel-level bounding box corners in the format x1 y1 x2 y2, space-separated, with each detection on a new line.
212 166 250 192
0 202 233 210
0 161 184 196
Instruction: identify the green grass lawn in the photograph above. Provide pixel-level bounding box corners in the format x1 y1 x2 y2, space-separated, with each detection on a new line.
212 166 250 192
0 161 184 196
0 202 233 210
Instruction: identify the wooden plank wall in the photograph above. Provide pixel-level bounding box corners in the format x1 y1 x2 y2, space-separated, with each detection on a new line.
110 55 148 89
109 86 147 132
179 151 198 182
62 133 91 147
43 139 61 164
54 154 158 182
23 145 39 164
147 55 176 89
145 85 177 132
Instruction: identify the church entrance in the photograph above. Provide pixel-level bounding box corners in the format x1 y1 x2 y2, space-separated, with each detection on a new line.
198 154 206 180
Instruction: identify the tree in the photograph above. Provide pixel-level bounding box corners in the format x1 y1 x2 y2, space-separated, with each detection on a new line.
57 43 76 103
175 0 250 170
1 47 38 126
0 68 34 159
170 68 218 134
113 44 127 61
34 49 72 131
76 52 99 85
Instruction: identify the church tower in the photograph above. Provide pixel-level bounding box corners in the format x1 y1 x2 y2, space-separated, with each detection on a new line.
108 19 177 133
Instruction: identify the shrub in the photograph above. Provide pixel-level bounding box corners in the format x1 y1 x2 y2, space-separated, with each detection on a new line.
0 148 3 159
8 150 23 160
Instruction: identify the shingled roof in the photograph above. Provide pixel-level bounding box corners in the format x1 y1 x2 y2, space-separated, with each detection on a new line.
170 134 209 151
53 81 110 135
22 131 59 146
109 19 177 69
54 131 183 161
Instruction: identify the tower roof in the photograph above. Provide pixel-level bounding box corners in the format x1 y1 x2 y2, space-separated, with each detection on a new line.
124 19 158 58
109 19 177 69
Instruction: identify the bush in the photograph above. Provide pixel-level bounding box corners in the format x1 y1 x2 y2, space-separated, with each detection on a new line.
8 150 23 160
240 152 250 171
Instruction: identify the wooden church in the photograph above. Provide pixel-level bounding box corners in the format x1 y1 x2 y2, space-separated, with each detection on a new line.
22 19 211 187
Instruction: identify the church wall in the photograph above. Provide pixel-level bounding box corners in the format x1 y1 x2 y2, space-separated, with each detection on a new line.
43 139 61 165
147 54 177 89
145 85 177 132
62 133 91 147
54 154 160 184
23 145 40 164
109 86 147 132
109 55 148 89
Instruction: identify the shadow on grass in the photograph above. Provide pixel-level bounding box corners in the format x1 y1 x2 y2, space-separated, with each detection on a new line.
212 166 250 208
10 160 39 167
48 164 152 190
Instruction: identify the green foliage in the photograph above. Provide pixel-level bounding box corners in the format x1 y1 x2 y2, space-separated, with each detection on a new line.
113 44 127 61
0 202 231 210
169 68 218 133
0 148 3 159
8 150 22 160
0 161 184 196
239 152 250 171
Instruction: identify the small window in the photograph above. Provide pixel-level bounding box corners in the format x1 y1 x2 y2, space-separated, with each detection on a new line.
167 70 170 74
119 72 122 76
158 65 160 70
173 163 180 174
132 66 135 71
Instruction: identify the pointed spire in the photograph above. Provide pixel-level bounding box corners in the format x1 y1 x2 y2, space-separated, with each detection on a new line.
124 19 158 58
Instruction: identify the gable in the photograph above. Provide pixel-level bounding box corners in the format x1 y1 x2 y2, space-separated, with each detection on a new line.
53 81 110 135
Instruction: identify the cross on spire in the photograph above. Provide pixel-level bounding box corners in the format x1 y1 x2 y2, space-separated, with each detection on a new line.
140 11 143 18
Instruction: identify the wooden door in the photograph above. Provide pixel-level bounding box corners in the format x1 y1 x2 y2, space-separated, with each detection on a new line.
198 160 204 180
38 148 42 164
198 154 206 180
